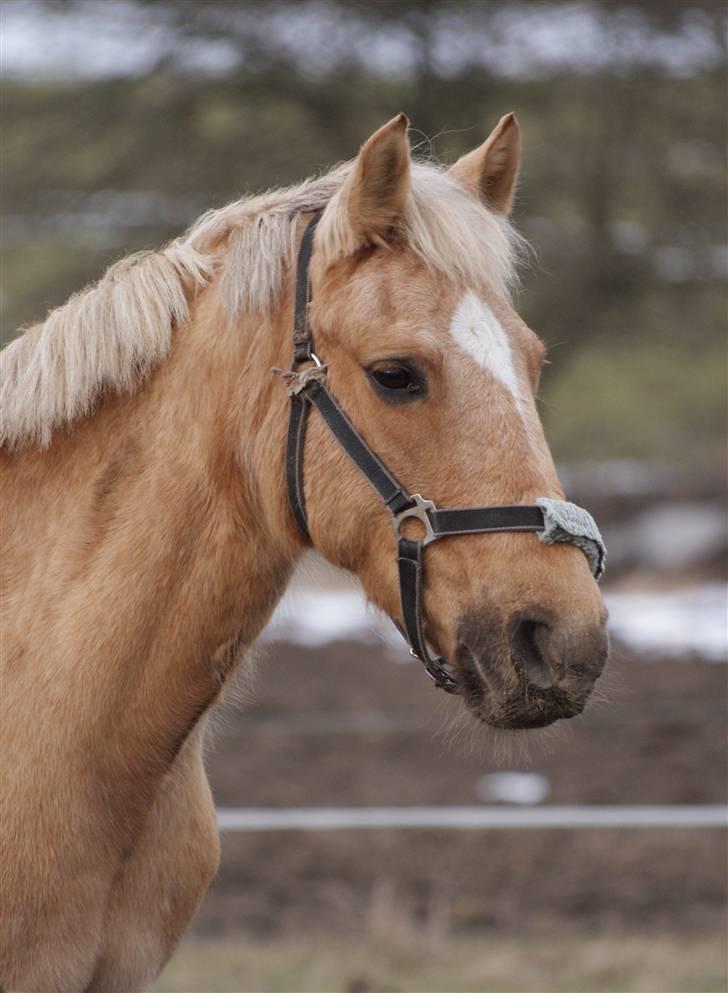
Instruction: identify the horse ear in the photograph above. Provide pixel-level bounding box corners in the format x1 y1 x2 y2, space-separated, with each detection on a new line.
345 113 411 246
448 113 521 215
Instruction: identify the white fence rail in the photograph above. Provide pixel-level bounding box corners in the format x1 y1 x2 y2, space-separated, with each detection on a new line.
217 805 728 832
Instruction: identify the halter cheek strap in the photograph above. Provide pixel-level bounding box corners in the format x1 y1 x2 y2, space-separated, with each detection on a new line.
274 212 606 695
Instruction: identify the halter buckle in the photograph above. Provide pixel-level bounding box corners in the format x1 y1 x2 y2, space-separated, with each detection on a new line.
393 493 437 546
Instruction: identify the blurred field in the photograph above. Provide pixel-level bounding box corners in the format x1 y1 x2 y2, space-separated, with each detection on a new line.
158 933 726 993
149 634 727 992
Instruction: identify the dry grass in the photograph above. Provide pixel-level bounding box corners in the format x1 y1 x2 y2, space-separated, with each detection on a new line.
157 931 727 993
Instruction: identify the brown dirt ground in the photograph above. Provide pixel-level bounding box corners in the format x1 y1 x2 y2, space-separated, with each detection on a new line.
189 639 727 942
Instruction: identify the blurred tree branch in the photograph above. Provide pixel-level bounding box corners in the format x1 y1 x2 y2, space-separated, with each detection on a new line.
4 0 726 461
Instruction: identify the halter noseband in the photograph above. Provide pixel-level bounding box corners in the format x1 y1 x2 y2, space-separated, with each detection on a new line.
274 212 605 695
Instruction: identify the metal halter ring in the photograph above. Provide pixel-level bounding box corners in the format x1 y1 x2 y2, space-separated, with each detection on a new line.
392 493 437 546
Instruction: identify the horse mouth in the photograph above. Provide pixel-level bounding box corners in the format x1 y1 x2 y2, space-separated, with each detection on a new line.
454 640 594 731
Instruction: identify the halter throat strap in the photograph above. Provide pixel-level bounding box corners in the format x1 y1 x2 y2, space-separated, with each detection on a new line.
275 212 604 695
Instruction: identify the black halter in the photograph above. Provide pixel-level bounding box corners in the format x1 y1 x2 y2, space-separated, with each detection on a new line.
275 212 547 694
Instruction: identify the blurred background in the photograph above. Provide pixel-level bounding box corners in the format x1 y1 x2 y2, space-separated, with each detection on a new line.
2 1 726 990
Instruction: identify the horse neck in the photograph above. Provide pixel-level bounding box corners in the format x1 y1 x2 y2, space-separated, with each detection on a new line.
2 280 299 799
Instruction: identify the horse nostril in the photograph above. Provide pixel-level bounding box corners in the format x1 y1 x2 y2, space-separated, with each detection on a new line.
508 615 555 689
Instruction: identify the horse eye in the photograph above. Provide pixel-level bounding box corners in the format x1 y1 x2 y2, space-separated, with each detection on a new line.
372 366 414 391
368 363 425 402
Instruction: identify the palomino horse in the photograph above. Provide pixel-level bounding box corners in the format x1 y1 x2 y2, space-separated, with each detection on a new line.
1 113 608 990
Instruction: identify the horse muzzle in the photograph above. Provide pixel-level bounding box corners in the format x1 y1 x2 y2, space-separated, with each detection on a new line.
455 609 609 729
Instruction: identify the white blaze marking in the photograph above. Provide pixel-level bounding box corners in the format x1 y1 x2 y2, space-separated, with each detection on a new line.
449 290 526 417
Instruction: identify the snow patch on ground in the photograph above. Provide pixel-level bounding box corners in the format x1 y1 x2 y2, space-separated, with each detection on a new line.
262 575 727 663
476 772 551 805
605 584 726 661
262 587 404 653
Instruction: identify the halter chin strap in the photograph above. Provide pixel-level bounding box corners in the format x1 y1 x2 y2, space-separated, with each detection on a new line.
274 212 605 695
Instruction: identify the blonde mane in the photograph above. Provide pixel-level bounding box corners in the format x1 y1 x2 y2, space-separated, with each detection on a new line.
0 160 523 449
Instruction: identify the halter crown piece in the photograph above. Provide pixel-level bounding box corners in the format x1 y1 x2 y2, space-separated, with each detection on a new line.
274 212 606 695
